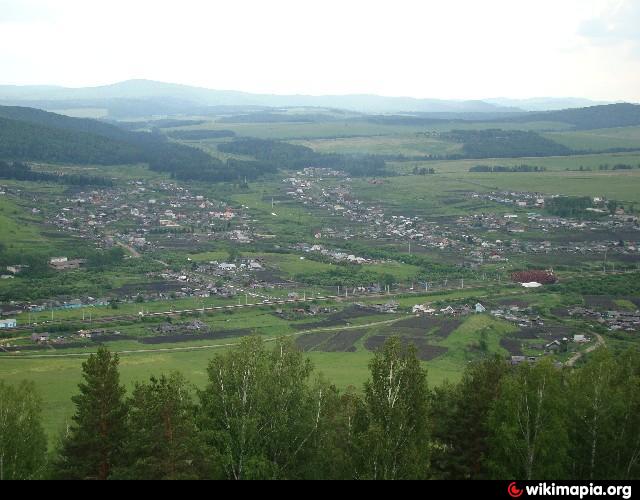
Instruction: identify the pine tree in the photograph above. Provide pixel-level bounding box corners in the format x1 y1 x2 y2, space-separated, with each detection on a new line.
115 373 204 480
53 347 128 480
430 355 509 479
0 381 47 480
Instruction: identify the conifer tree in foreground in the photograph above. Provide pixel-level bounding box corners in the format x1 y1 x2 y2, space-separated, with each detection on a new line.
53 347 128 480
0 381 47 480
115 373 205 480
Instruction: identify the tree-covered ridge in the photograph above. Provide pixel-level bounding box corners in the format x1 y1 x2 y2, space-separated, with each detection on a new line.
218 138 387 177
0 116 143 165
165 129 236 140
4 338 639 480
0 106 276 183
444 129 574 158
510 103 640 130
0 161 113 186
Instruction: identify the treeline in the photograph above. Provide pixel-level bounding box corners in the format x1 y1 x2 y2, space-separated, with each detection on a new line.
508 103 640 131
217 138 387 177
412 166 436 175
543 196 629 218
165 129 236 140
444 129 573 158
112 119 208 130
545 196 594 217
218 113 335 123
553 272 640 297
4 340 639 480
0 161 113 187
469 164 546 173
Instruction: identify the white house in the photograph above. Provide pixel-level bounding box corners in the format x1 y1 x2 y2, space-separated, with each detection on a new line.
475 303 486 313
0 318 17 328
412 304 436 315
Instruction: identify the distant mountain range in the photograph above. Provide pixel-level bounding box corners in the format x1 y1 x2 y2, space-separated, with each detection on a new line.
0 79 616 117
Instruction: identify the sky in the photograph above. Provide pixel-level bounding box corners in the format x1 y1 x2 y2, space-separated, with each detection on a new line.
0 0 639 101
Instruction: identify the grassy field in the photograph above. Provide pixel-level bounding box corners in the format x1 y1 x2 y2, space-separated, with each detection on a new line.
544 127 640 152
0 312 503 441
169 118 573 140
291 135 464 157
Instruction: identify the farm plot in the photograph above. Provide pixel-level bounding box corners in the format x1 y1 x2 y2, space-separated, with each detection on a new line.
291 306 388 330
584 296 617 310
364 335 448 361
500 338 523 356
296 330 366 353
139 328 252 344
391 315 463 338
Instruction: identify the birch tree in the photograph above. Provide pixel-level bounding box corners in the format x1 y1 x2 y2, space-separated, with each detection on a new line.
0 381 47 480
352 337 430 480
198 336 334 479
488 359 569 479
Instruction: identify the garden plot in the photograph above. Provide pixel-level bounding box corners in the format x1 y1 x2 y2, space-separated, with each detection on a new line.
584 296 617 310
295 330 366 353
364 335 448 361
383 315 463 338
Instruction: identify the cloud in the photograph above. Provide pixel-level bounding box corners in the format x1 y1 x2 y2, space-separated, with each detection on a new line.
579 0 640 48
0 0 61 24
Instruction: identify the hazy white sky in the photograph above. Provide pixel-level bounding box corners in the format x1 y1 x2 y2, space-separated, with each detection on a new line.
1 0 639 101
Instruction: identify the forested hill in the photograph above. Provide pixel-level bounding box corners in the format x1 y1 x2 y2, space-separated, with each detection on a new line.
0 105 134 142
0 105 236 179
0 106 389 180
0 115 143 165
509 103 640 130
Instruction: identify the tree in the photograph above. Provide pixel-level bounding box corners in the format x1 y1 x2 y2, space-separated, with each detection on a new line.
198 336 330 479
351 337 430 479
568 349 618 479
115 373 205 480
0 381 47 480
430 355 509 479
53 347 128 480
488 359 569 479
598 348 640 479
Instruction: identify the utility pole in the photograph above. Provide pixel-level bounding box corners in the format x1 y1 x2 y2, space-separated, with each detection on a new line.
461 278 464 289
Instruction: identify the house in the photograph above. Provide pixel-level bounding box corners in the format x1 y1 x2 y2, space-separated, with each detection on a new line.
49 258 86 271
0 318 17 329
475 303 486 313
31 332 49 343
413 304 436 315
440 306 455 315
545 340 562 352
6 265 28 275
573 334 587 343
218 263 237 271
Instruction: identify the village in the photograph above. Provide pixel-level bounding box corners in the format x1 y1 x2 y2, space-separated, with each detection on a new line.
282 173 640 266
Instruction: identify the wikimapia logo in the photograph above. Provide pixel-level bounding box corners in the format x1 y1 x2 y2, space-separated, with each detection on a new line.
506 482 632 500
